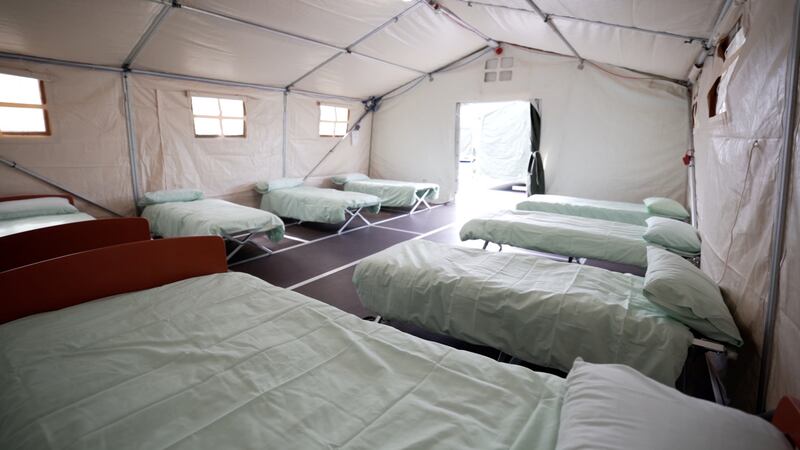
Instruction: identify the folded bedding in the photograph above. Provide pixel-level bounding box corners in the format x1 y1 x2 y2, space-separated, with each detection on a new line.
0 212 94 238
259 185 381 224
460 209 649 267
141 198 284 241
333 175 439 208
0 272 565 449
353 240 694 385
516 194 688 226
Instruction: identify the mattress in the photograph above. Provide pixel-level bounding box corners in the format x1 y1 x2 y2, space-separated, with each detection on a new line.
260 186 381 224
0 212 94 238
0 272 565 449
353 240 693 386
460 209 648 267
516 194 652 226
141 198 284 241
343 179 439 207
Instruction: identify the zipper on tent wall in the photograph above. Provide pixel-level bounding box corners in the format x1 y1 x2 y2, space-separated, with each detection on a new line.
757 0 800 414
0 157 123 217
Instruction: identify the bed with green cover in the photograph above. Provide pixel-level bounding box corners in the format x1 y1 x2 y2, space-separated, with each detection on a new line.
516 194 688 226
331 173 438 212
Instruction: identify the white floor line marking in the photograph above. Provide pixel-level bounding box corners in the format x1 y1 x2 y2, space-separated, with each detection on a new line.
283 234 309 243
287 221 458 291
372 225 422 235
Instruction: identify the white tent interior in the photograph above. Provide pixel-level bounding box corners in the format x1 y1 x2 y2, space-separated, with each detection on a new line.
0 0 798 413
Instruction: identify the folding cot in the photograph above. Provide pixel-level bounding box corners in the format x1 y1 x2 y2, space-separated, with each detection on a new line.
0 238 792 450
460 209 701 268
0 195 94 237
516 194 690 226
139 190 284 264
257 179 381 234
331 173 439 213
353 240 740 386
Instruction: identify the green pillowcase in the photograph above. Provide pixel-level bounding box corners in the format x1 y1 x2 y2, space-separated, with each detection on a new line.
643 246 742 346
254 178 303 194
330 173 369 185
643 197 690 220
643 217 701 256
140 189 204 206
0 197 78 220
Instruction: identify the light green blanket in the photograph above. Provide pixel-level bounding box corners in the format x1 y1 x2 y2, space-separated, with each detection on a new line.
461 210 648 267
0 212 94 237
141 198 284 241
0 272 565 449
260 186 381 224
354 240 693 386
517 194 652 226
343 179 439 207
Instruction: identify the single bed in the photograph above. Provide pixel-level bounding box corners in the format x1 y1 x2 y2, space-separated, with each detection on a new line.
353 240 740 386
0 194 94 237
461 209 649 267
0 217 150 272
257 181 381 234
516 194 689 226
140 191 284 264
0 239 792 450
331 173 439 213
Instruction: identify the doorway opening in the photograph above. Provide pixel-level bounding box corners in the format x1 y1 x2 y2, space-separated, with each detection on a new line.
456 100 542 209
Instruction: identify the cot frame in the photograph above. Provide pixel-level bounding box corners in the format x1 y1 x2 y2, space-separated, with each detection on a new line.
223 227 276 266
337 206 372 234
409 188 434 214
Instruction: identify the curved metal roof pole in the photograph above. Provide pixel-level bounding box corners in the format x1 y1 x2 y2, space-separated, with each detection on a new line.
522 0 584 68
757 0 800 414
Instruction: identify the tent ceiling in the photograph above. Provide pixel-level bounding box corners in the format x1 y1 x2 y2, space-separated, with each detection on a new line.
0 0 729 100
0 0 161 66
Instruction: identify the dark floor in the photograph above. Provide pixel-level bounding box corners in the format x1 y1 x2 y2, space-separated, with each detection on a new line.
228 189 711 399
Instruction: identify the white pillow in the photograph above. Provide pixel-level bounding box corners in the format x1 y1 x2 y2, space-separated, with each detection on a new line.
556 359 792 450
331 173 369 185
0 197 78 220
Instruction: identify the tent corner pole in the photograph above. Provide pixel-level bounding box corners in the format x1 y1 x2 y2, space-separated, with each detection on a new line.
756 0 800 414
686 87 698 228
282 91 288 178
122 71 142 212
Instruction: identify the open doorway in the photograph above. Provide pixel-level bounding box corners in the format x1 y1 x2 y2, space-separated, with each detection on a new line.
456 100 542 206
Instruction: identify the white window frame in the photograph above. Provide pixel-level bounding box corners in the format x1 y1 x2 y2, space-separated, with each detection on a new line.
189 93 247 138
0 74 50 137
318 103 350 137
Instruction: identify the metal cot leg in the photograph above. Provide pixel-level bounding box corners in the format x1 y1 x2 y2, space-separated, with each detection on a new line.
337 207 372 234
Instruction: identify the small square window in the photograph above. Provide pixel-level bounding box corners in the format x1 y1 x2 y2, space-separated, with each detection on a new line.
500 57 514 68
485 59 498 70
190 95 246 138
499 70 513 81
484 72 497 82
0 73 50 136
319 104 349 137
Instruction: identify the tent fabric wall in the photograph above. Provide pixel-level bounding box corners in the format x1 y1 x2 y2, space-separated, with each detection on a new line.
692 0 798 410
0 61 133 216
370 45 689 203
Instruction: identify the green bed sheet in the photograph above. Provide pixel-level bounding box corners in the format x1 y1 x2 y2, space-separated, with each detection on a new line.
516 194 652 226
343 179 439 207
260 186 381 224
141 198 284 241
0 272 565 449
460 209 648 267
0 212 94 238
354 240 693 386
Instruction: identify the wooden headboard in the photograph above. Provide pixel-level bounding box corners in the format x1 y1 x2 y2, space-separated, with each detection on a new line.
774 396 800 447
0 218 151 272
0 194 75 205
0 236 227 324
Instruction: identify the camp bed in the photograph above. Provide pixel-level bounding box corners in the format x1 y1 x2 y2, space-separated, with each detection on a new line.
460 209 649 267
0 239 794 449
517 194 661 226
354 240 710 386
0 217 150 272
332 173 439 213
0 195 94 237
141 198 284 264
259 185 381 234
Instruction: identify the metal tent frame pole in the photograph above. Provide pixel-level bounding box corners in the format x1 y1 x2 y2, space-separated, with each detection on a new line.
757 0 800 414
121 72 142 208
0 157 123 217
689 0 735 77
282 91 288 177
522 0 584 67
686 90 698 228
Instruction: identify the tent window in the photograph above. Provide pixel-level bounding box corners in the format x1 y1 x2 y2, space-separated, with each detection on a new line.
718 21 746 61
484 57 513 83
191 95 246 138
319 104 349 137
0 73 50 136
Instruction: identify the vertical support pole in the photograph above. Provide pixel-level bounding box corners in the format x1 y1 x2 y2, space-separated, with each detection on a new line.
122 71 142 210
686 89 698 228
282 90 288 177
757 0 800 413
